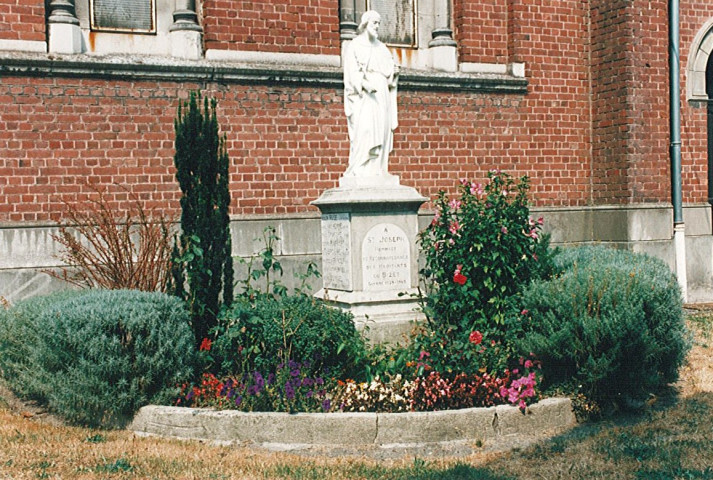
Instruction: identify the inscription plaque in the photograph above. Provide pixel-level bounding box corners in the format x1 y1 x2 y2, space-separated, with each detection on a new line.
367 0 416 47
362 223 410 291
91 0 155 33
321 213 353 291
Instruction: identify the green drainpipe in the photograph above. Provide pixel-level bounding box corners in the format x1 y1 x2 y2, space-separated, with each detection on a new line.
669 0 687 301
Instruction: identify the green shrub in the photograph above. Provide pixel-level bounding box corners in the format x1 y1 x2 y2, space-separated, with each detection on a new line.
0 290 196 428
412 171 556 375
0 290 84 399
212 294 367 381
517 246 690 410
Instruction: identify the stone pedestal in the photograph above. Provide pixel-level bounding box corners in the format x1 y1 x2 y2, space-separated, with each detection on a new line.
311 180 427 343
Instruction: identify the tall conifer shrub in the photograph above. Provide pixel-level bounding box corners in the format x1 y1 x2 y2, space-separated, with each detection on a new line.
173 92 234 344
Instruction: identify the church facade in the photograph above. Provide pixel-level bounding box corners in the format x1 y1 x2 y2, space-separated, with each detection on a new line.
2 0 713 303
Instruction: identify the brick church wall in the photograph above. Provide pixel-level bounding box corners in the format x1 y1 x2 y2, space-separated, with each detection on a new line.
0 0 45 42
0 0 712 218
202 0 340 56
681 1 713 205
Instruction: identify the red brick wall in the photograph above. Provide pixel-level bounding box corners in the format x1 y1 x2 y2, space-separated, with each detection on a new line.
590 0 671 205
201 0 340 55
502 0 592 205
681 3 713 204
0 0 45 42
4 0 711 224
454 0 508 64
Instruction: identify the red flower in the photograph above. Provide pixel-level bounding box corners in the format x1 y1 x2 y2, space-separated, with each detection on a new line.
199 338 212 352
469 331 483 345
453 265 467 285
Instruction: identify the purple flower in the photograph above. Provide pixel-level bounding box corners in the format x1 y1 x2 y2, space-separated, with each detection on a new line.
219 380 231 396
284 382 295 400
253 372 265 390
322 399 331 412
235 396 242 407
267 373 275 385
306 390 313 398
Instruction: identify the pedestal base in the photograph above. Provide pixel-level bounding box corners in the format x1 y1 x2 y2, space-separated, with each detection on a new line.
315 288 424 343
312 182 427 344
49 23 83 54
170 29 203 60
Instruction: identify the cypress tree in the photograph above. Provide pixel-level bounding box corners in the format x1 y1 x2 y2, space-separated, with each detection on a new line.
173 92 234 344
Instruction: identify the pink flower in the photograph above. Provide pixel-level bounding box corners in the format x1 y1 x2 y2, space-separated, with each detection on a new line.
431 210 441 226
469 331 483 345
448 198 462 210
524 360 533 369
521 309 529 316
470 183 484 196
501 226 508 234
448 221 461 235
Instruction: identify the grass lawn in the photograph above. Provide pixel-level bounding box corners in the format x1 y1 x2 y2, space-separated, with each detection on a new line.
2 312 713 479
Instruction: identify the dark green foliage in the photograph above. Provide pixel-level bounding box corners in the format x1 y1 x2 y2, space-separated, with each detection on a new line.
419 172 555 331
518 246 690 409
210 227 365 381
412 172 556 375
173 92 234 345
212 294 367 380
0 290 196 428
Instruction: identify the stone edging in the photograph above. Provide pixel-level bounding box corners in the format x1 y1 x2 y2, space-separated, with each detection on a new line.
129 397 575 453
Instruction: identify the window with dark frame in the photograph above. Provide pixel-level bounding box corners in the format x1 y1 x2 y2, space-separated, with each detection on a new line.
90 0 156 33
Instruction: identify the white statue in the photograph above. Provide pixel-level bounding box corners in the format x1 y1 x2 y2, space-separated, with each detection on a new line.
343 10 399 179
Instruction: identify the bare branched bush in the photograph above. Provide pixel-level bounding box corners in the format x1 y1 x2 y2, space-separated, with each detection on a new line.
49 185 177 292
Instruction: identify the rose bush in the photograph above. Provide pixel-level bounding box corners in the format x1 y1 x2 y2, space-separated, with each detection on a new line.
412 171 556 376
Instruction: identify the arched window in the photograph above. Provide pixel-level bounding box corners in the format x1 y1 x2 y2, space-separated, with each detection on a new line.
689 20 713 205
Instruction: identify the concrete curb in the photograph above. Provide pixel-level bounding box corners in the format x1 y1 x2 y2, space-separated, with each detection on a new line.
129 397 576 454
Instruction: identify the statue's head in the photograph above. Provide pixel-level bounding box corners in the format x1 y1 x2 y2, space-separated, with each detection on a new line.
357 10 381 38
